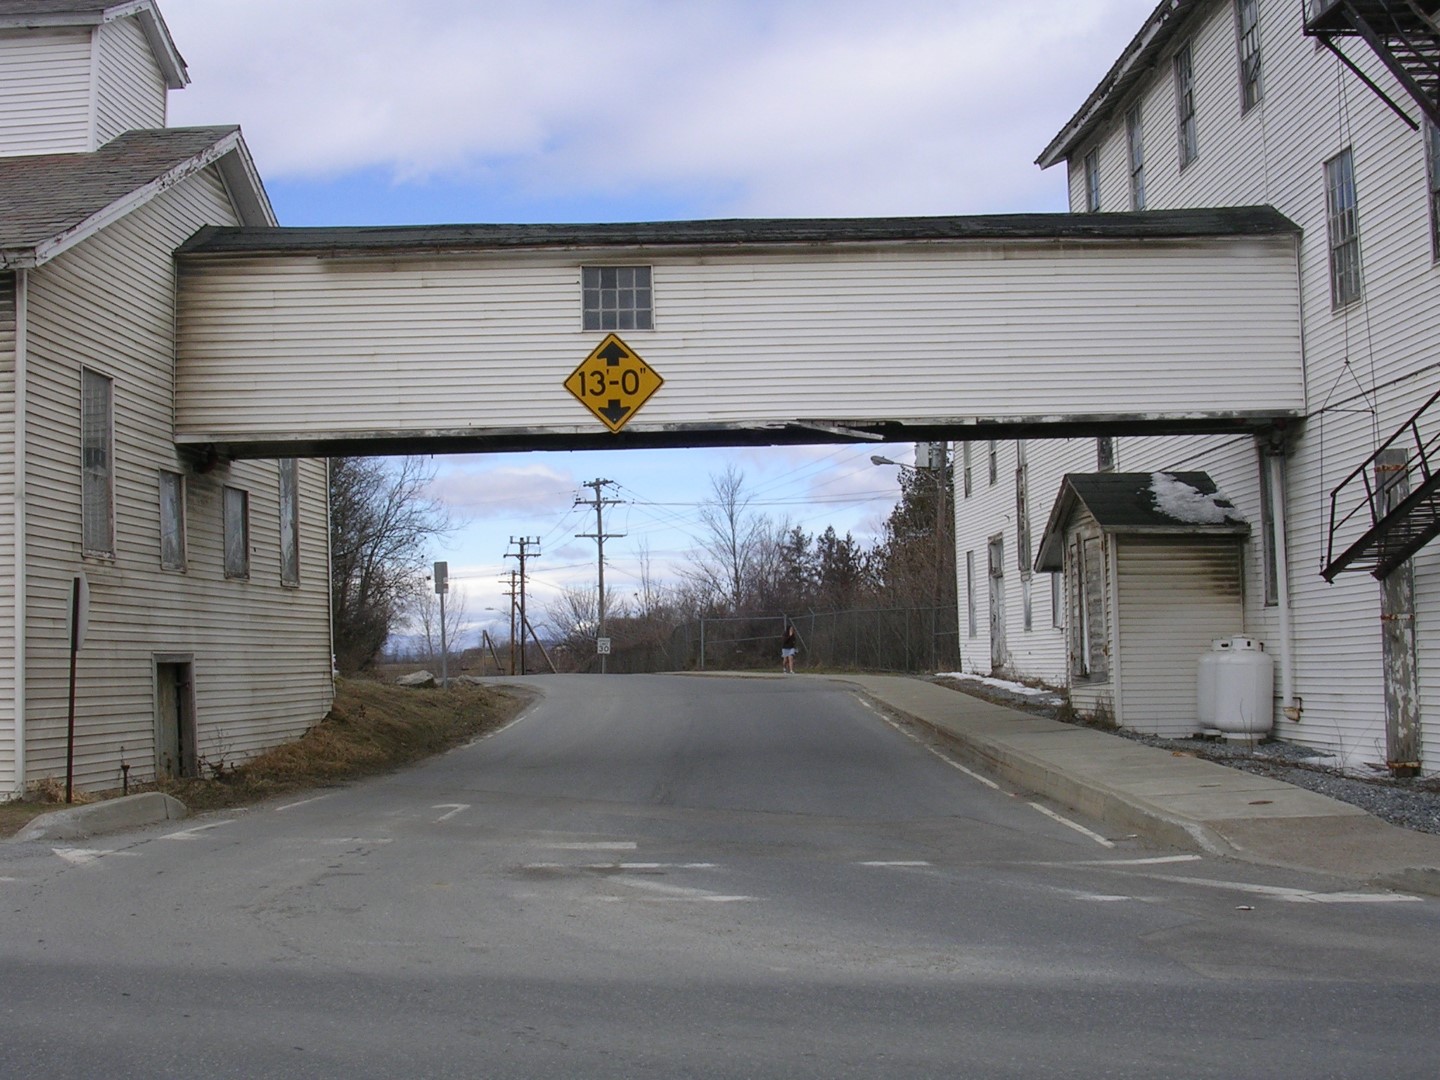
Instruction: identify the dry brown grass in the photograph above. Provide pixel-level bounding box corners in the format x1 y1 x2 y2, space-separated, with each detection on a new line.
0 677 532 834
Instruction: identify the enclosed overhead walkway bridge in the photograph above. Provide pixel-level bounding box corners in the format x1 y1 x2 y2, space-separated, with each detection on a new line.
172 207 1306 459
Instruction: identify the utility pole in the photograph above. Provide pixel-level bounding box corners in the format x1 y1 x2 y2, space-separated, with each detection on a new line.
506 538 540 675
499 571 518 675
576 479 625 674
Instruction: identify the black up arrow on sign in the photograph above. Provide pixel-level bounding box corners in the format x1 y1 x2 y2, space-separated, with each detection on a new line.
564 333 665 433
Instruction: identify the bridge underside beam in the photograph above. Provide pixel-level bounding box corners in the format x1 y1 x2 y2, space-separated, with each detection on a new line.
174 209 1306 459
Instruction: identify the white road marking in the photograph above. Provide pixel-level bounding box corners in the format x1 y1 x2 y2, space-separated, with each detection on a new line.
274 794 333 812
53 848 138 865
876 713 1004 790
1074 894 1136 902
0 876 18 883
540 841 637 851
859 861 933 867
161 821 234 840
1027 802 1117 848
431 804 470 823
610 877 755 902
1086 855 1203 866
1147 872 1424 904
522 862 718 871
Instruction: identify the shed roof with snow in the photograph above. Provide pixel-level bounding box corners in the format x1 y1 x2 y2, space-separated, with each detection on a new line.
1034 471 1249 572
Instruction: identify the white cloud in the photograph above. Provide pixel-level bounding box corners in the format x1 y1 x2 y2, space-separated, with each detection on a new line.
162 0 1149 217
430 460 577 516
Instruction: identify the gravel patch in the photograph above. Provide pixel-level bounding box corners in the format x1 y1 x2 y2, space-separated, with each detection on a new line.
931 675 1440 835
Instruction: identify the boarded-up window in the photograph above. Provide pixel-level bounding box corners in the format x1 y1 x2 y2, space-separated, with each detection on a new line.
1126 103 1146 210
81 368 114 556
1097 436 1115 472
1174 42 1198 168
966 550 977 637
1427 121 1440 261
223 486 249 580
279 459 300 586
159 470 185 570
1070 533 1107 681
582 266 653 331
987 440 998 486
1083 149 1100 212
962 442 973 498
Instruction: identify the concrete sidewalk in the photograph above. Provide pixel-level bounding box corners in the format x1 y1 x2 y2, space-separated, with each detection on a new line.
838 673 1440 897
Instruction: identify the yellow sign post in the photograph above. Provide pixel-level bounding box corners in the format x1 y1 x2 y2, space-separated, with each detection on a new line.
564 334 663 433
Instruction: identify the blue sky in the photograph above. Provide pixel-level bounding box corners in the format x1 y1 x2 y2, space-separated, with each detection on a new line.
158 0 1152 642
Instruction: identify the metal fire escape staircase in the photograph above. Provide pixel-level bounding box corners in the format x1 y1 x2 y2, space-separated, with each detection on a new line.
1323 387 1440 581
1303 1 1440 131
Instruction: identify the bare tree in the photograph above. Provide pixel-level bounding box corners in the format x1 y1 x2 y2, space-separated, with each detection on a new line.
684 465 771 613
413 580 472 671
329 456 451 672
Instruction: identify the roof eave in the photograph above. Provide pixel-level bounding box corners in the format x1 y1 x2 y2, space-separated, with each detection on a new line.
0 3 187 88
1036 0 1201 170
29 129 244 268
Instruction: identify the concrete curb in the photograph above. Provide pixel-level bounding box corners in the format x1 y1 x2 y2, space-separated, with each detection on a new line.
14 792 188 842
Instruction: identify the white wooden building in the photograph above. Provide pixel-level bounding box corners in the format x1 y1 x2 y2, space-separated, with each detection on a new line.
0 1 332 797
955 0 1440 773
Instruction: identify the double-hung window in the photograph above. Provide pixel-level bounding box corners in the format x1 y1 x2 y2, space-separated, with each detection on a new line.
223 486 249 580
159 470 186 570
279 460 300 587
1325 148 1363 308
1174 42 1198 169
1235 0 1262 112
582 266 652 331
81 368 114 557
1083 149 1101 212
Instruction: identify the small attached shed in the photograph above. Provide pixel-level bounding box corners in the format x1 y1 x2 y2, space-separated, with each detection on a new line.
1034 472 1250 736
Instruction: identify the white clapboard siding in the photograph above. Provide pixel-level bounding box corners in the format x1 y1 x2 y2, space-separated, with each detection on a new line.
0 272 15 791
973 0 1440 768
20 166 332 793
1113 538 1245 737
94 16 166 144
0 30 92 156
175 237 1305 447
952 436 1072 682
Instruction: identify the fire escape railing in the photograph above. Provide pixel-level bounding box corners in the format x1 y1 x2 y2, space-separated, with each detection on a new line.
1323 385 1440 581
1303 1 1440 131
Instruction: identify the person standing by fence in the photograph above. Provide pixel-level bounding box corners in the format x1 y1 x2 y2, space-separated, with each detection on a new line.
781 622 798 674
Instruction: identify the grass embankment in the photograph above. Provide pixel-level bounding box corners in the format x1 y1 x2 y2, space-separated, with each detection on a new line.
0 678 531 836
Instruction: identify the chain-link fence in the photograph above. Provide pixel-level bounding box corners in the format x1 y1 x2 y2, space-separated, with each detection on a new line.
580 605 962 675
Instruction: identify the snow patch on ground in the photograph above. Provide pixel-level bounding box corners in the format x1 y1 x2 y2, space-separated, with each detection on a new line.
934 672 1064 703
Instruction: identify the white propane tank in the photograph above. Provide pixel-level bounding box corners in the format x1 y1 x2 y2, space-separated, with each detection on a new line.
1212 636 1274 742
1196 638 1232 733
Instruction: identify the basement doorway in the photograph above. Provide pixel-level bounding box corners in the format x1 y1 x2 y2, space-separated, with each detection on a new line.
154 656 197 779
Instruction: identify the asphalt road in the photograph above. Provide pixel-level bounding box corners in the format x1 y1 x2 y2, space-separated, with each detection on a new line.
4 674 1440 1079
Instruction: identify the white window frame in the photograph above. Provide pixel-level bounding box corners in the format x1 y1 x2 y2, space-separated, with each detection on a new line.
1235 0 1262 113
159 469 186 571
582 265 653 331
1325 147 1363 308
81 368 114 557
223 485 250 580
1174 42 1198 169
1126 103 1146 210
1083 149 1101 212
279 460 300 587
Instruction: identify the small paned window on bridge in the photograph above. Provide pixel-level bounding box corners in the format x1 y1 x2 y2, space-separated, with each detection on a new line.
582 266 653 331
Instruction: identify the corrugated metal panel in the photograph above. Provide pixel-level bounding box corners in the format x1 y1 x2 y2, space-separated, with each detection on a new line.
175 238 1305 447
0 271 14 792
94 17 165 145
994 0 1440 769
20 166 332 793
0 29 92 156
1114 537 1245 737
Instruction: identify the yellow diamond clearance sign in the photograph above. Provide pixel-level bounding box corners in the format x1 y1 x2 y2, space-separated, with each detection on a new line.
564 334 664 433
